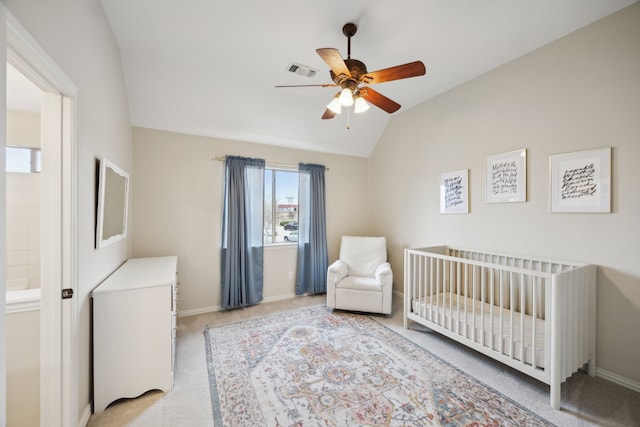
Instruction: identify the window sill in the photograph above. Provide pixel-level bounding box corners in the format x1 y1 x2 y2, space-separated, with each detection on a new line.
264 242 297 251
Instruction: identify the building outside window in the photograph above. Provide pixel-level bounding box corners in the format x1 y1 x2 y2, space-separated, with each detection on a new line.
264 168 298 244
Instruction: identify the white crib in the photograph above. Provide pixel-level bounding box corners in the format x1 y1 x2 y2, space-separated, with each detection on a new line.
403 246 596 410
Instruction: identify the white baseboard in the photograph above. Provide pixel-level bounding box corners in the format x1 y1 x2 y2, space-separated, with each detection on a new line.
78 403 91 427
177 293 298 318
263 293 297 304
178 305 221 317
597 367 640 394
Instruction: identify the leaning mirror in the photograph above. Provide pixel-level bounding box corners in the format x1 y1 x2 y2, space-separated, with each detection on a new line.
96 158 129 248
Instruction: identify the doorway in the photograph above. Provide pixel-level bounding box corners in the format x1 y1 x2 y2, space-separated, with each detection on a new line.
3 11 78 427
5 61 43 426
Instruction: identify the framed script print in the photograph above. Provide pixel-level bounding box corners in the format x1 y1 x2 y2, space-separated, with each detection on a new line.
550 147 611 213
486 149 527 203
440 169 469 213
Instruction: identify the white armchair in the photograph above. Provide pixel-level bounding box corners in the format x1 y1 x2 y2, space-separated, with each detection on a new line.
326 236 393 314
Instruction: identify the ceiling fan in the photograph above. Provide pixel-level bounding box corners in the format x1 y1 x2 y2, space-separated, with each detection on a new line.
277 23 426 120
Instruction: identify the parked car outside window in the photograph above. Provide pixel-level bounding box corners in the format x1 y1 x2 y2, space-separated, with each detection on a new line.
284 221 298 231
284 231 298 242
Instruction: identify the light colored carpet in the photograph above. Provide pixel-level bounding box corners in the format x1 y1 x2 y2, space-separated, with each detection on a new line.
88 295 640 426
205 306 554 426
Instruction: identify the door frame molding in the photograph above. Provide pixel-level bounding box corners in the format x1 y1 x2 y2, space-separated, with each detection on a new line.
4 10 78 427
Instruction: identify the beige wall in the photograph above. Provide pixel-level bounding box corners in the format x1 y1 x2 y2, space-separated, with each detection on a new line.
7 109 39 148
369 4 640 384
3 0 133 422
132 127 370 313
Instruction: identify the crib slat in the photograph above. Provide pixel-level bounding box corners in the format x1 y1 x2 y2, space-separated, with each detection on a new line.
499 270 505 354
464 263 469 339
569 274 577 375
472 265 477 342
509 272 515 359
413 254 418 317
448 259 453 330
564 276 571 378
418 254 423 320
447 261 454 330
480 267 486 346
532 277 538 369
438 258 442 325
489 269 496 350
426 256 431 322
441 258 446 326
438 259 443 326
456 261 461 334
551 277 562 409
520 273 526 365
423 255 428 320
427 256 432 321
565 275 571 377
578 274 585 367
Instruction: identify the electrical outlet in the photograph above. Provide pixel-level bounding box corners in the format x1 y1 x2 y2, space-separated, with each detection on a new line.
288 272 293 280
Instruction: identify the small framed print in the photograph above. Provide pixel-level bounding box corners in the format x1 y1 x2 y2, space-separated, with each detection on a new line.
440 169 469 214
486 149 527 203
550 147 611 213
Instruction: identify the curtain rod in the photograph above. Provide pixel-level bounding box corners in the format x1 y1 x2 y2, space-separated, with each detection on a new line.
212 156 329 171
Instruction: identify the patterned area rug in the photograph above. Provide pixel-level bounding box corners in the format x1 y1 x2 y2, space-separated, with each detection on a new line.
204 306 554 426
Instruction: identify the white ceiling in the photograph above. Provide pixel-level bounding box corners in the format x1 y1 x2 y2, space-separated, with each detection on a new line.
96 1 632 157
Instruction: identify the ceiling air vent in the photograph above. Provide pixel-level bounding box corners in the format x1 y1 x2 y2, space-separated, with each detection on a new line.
287 62 317 78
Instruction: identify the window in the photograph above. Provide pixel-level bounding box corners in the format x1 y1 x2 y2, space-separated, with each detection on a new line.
6 146 41 173
264 168 298 244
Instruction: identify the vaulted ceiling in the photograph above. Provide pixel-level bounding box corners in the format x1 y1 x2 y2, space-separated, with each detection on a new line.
98 0 635 157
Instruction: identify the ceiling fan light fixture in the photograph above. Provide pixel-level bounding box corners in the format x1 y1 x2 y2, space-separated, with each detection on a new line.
354 96 370 113
338 87 354 106
283 23 426 121
327 96 342 114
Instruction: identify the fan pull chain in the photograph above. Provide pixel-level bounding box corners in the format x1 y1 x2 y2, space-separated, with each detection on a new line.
346 108 351 130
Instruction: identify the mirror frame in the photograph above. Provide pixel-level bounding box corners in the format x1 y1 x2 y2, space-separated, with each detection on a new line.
96 157 130 248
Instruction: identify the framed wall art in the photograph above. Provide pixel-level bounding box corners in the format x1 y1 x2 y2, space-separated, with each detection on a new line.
440 169 469 213
550 147 611 213
486 149 527 203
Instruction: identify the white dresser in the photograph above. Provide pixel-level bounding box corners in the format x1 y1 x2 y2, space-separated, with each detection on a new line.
92 256 178 413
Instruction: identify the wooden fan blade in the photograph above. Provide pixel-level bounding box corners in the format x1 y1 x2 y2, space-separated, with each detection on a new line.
321 108 336 120
362 61 426 84
316 48 351 78
275 84 337 88
359 87 401 113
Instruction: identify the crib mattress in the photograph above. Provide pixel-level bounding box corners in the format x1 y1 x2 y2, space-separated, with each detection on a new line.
412 293 546 368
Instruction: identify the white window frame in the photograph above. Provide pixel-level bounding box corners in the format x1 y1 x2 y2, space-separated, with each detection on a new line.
264 165 298 246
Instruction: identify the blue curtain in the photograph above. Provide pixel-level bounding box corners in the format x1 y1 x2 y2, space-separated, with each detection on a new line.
220 156 265 309
295 163 328 295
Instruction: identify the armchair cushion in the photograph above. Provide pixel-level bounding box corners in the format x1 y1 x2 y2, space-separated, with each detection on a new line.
336 276 383 292
339 236 387 277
